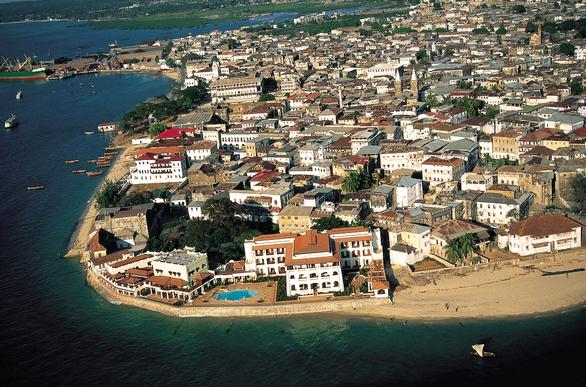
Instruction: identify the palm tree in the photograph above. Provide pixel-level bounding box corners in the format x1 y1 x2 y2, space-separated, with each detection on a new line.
458 233 478 264
342 172 360 193
445 238 463 265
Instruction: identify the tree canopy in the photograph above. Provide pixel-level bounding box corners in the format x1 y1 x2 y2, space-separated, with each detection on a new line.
560 42 576 56
571 173 586 215
94 180 123 209
312 216 349 232
342 171 373 193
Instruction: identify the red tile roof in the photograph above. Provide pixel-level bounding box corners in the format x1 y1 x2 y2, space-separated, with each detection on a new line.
508 214 582 238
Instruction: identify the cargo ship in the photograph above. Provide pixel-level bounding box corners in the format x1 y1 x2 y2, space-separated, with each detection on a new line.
0 56 48 81
0 70 47 80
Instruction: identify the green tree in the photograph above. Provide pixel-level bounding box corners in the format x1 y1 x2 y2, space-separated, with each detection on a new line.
472 27 490 35
458 234 478 263
259 93 276 102
570 79 583 95
148 122 166 136
483 106 500 119
496 25 507 35
178 83 209 107
445 238 463 264
119 191 152 206
451 97 485 117
312 216 350 232
507 208 519 222
560 42 576 56
525 20 536 33
203 198 243 228
342 171 373 193
94 180 123 209
511 4 526 13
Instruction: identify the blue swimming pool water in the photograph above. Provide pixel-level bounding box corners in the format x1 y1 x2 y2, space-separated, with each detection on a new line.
215 289 259 301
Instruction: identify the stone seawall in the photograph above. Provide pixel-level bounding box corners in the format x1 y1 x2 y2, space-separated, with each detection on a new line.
87 270 391 318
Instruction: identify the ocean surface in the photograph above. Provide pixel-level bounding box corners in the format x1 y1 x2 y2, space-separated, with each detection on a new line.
0 19 585 387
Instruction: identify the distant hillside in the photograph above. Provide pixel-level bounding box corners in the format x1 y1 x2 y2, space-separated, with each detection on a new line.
0 0 251 23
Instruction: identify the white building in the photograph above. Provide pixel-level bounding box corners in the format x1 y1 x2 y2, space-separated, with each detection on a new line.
476 192 533 226
422 157 465 186
187 201 206 220
151 248 209 286
460 172 496 192
186 140 217 164
211 77 262 103
350 129 383 155
380 146 424 172
129 152 187 185
507 213 582 256
395 176 423 208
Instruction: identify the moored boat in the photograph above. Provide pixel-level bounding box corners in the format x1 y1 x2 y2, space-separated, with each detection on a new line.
27 185 45 191
86 171 103 176
84 131 95 135
16 90 23 99
65 159 79 164
5 114 18 128
72 169 87 174
96 163 111 168
87 159 97 164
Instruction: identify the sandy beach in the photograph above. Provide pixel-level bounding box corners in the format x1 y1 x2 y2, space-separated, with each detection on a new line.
65 135 138 260
349 249 586 320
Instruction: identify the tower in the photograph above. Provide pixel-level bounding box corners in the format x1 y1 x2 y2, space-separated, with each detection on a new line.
338 87 343 109
211 57 220 80
410 68 419 99
394 68 402 98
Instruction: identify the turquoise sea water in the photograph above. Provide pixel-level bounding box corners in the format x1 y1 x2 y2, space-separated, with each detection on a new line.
0 22 585 387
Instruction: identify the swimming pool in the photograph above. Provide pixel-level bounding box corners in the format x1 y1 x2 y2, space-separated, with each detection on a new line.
215 289 259 301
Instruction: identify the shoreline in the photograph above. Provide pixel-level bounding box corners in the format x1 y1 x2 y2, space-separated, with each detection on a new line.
65 136 136 259
86 249 586 320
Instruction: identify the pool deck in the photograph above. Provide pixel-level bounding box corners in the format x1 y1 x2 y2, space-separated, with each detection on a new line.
191 282 277 306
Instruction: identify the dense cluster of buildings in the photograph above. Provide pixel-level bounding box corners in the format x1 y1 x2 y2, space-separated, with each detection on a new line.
87 0 586 304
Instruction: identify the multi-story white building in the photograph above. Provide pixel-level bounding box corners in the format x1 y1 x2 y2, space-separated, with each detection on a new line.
220 130 259 151
460 172 497 192
350 129 384 155
394 176 423 208
129 152 187 185
243 227 385 296
150 247 209 286
380 146 424 172
186 140 217 164
507 213 582 256
229 187 294 209
422 157 465 186
476 192 533 226
211 77 262 103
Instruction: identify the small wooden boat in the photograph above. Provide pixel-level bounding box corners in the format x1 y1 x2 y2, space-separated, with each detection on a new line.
65 159 79 164
471 344 495 358
96 163 111 168
27 185 45 191
87 159 97 164
86 171 103 176
72 169 87 174
84 131 95 135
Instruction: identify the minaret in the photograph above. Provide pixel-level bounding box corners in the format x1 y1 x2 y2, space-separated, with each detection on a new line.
211 57 220 80
394 68 402 98
338 88 343 109
410 68 419 99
